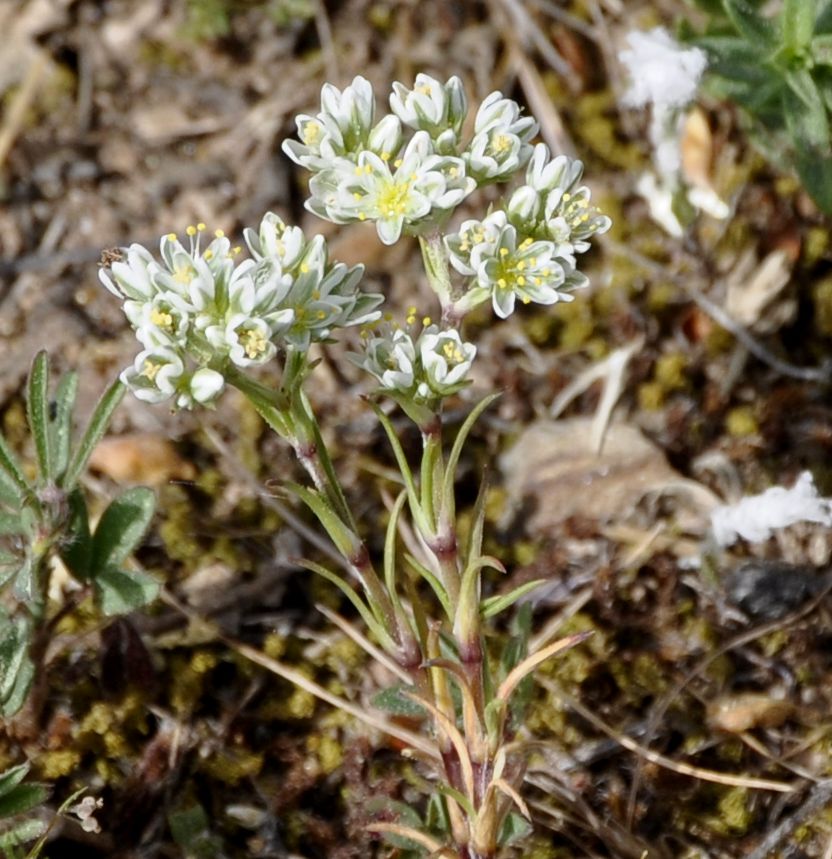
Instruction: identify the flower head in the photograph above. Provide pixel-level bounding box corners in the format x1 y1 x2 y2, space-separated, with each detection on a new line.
352 319 476 406
389 73 468 137
102 215 382 408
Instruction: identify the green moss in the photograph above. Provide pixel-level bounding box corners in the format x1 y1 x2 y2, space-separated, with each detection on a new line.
725 406 758 437
638 381 665 411
654 352 689 391
812 275 832 336
38 749 81 779
709 787 752 836
200 747 264 785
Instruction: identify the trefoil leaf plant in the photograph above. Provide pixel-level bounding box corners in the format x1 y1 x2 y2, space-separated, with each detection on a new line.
100 73 610 858
0 353 158 723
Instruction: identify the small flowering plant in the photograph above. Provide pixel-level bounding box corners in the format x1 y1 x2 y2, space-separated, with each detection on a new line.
101 73 610 858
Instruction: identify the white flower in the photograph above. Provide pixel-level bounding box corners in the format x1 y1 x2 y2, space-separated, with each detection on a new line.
120 346 187 405
282 76 403 170
619 28 707 112
351 322 477 405
418 326 476 398
711 471 832 547
357 327 417 391
389 73 468 136
103 215 382 409
313 132 473 244
464 91 538 182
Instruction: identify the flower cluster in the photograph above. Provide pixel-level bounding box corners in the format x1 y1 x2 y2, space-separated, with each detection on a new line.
352 315 476 407
101 214 382 408
445 143 611 318
283 74 539 245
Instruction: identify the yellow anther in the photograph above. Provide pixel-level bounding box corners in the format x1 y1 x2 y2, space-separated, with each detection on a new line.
563 193 571 201
422 316 431 326
204 249 214 260
215 229 225 238
394 158 403 168
186 225 197 237
522 296 531 304
197 222 206 231
167 233 177 241
317 311 326 319
355 165 363 176
517 260 526 271
353 192 362 200
517 276 526 286
150 307 174 329
358 212 366 221
497 278 507 289
407 306 417 315
381 151 391 161
300 263 309 274
140 360 161 381
233 246 242 255
499 247 509 257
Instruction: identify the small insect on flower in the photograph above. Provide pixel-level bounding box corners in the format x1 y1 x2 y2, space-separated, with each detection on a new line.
99 247 125 267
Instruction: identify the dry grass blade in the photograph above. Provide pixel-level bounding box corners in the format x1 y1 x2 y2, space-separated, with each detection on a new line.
497 631 592 703
366 823 446 853
404 691 476 805
161 589 437 759
546 680 796 793
491 777 531 820
316 603 412 684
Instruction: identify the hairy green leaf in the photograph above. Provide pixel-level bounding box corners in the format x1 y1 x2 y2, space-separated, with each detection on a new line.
49 372 78 481
91 487 155 572
371 684 426 718
26 352 52 484
60 490 93 581
94 566 159 616
0 783 49 819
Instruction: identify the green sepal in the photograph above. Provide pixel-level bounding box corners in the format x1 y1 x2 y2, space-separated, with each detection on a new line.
62 379 125 491
482 579 546 619
91 487 155 572
26 352 52 484
93 566 159 616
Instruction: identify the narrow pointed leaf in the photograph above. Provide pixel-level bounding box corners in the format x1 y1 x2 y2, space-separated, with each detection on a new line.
482 579 547 619
91 486 155 571
26 351 52 483
782 0 816 50
62 379 125 490
440 393 499 521
404 552 452 619
723 0 777 45
300 559 398 654
383 490 408 617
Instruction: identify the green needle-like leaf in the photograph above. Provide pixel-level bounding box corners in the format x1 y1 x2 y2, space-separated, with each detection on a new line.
723 0 777 46
782 0 817 50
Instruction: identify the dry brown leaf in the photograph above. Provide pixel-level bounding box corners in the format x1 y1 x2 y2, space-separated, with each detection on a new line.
88 433 196 486
724 248 794 333
499 418 683 535
707 693 793 733
680 107 713 191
